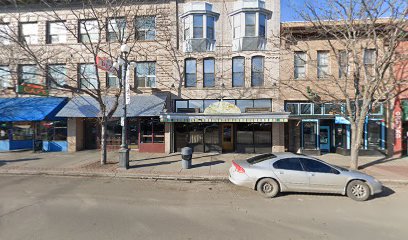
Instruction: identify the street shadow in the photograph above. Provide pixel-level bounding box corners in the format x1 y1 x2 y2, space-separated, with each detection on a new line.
190 160 225 169
359 157 399 169
129 152 221 162
0 158 41 164
130 160 179 169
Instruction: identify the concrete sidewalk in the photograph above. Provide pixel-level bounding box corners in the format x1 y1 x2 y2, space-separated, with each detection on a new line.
1 150 408 183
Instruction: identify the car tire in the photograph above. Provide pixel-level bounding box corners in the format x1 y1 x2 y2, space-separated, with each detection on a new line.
257 178 279 198
347 180 371 201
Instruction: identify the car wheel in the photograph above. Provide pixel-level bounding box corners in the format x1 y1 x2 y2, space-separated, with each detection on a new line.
347 180 371 201
257 178 279 198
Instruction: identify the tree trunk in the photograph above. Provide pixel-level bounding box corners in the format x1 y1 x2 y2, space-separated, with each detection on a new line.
100 118 108 165
350 144 359 170
350 120 365 170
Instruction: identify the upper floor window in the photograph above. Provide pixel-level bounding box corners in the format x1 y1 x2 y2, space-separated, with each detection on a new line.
233 15 241 39
136 62 156 88
232 57 245 87
207 16 215 39
0 66 12 89
185 59 196 87
107 70 120 88
317 51 329 78
203 58 215 87
245 13 256 37
364 49 375 66
107 18 126 42
47 64 67 88
20 22 38 44
259 13 266 37
0 24 10 45
193 15 204 38
79 64 98 89
47 21 67 44
79 20 99 43
338 50 348 78
19 65 41 85
294 51 306 79
135 16 155 41
251 56 264 86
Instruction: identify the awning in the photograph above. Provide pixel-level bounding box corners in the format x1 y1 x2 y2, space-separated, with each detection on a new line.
0 97 68 122
160 112 289 123
56 94 167 118
335 116 351 124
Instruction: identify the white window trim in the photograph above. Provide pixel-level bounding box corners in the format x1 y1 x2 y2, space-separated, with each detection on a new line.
317 51 330 79
0 66 12 89
0 24 11 45
136 62 156 88
21 22 38 44
183 14 216 40
294 52 307 79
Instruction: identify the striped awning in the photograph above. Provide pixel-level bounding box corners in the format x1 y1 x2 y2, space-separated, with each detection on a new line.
160 112 289 123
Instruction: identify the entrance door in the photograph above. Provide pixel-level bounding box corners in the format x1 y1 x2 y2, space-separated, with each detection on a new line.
222 123 234 152
319 126 330 152
84 120 98 149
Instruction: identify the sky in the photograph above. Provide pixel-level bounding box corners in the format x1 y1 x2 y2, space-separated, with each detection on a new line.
281 0 306 22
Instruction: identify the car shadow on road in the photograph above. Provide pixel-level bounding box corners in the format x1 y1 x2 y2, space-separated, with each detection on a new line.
190 160 225 169
373 185 395 199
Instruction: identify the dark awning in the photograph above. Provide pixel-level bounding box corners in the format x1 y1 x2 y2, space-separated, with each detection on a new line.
56 95 167 118
160 112 289 123
0 97 68 122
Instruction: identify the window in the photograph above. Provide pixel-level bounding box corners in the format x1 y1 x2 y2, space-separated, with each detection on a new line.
236 100 253 112
259 14 266 37
140 117 164 143
203 58 215 87
47 21 66 44
207 16 215 39
193 15 203 38
0 66 12 89
0 123 11 140
364 49 375 65
185 59 196 87
254 99 271 109
286 103 299 114
300 103 312 115
175 100 188 112
299 158 334 173
183 17 190 40
273 158 303 171
245 13 256 37
39 120 67 141
48 64 67 88
251 56 264 86
189 100 204 112
232 57 245 87
19 65 41 85
79 64 98 89
107 71 120 88
338 50 348 78
317 51 329 78
247 153 276 164
324 103 342 115
233 14 241 38
12 122 33 140
314 104 323 114
79 20 99 43
294 52 306 79
20 22 38 44
135 16 156 40
0 24 10 45
136 62 156 88
107 18 126 42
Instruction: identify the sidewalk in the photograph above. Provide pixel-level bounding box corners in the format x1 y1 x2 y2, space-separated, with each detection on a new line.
1 150 408 183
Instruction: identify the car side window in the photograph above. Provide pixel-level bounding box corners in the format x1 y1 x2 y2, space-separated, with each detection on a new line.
273 158 304 171
299 158 334 173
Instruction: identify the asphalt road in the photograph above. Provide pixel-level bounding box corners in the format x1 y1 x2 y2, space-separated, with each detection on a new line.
0 175 407 240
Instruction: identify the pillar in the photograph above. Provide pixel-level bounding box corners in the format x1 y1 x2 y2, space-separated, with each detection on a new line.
164 122 172 154
272 122 285 152
67 118 84 152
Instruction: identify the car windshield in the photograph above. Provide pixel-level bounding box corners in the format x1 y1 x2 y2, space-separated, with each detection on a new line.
247 154 276 164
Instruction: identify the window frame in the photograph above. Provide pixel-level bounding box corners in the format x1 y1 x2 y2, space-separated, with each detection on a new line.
20 22 38 44
0 23 11 45
317 50 330 79
78 63 98 89
79 19 99 43
294 51 307 79
203 58 215 88
192 14 204 39
135 16 156 41
338 50 349 78
0 65 12 89
232 57 245 87
185 58 197 87
245 12 256 37
47 21 67 44
106 17 127 42
18 64 41 85
251 56 264 87
135 61 156 88
47 64 67 89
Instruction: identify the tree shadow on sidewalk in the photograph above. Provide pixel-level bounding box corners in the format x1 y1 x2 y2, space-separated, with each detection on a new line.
190 160 225 169
359 157 399 169
129 153 221 163
129 160 179 169
0 158 42 166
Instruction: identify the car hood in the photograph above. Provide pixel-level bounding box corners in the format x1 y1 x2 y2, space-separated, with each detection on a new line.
341 169 377 181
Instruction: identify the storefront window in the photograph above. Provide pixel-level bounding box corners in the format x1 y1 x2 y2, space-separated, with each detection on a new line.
106 119 121 145
189 100 204 113
286 103 299 115
12 122 33 141
175 123 190 152
254 99 272 109
0 123 11 140
254 123 272 153
367 120 382 149
128 118 139 147
153 119 164 143
302 121 317 149
237 123 254 152
335 125 347 148
236 100 253 113
39 121 67 141
324 104 342 115
204 100 218 109
300 103 312 115
139 117 164 144
314 104 323 115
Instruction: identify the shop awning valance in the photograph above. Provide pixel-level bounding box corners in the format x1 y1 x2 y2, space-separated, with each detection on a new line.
0 97 68 122
160 112 289 123
56 94 167 118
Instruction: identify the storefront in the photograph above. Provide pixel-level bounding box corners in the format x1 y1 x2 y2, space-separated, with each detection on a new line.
56 94 167 153
0 97 68 152
161 100 288 153
285 101 386 155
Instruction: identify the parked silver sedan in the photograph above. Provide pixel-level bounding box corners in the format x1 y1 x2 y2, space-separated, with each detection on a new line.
229 153 383 201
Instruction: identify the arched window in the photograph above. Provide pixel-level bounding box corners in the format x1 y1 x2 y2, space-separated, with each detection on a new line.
251 56 264 86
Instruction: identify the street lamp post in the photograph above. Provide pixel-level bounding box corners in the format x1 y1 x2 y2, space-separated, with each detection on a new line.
118 44 131 169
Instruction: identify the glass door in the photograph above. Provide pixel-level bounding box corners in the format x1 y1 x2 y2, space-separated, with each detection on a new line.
222 123 234 152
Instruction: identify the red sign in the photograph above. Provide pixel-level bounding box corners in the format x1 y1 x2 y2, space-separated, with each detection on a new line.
17 83 49 96
96 56 116 74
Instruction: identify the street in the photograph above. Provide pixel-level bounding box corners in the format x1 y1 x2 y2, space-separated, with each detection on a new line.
0 175 407 240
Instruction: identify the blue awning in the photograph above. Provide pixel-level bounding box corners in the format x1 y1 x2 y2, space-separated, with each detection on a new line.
0 97 68 122
335 116 350 125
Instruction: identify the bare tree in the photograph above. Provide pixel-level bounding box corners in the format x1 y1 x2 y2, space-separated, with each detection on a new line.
0 0 168 165
281 0 407 169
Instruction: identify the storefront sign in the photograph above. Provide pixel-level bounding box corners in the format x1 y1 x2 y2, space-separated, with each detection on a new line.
125 69 130 105
17 83 48 96
203 101 241 114
96 56 116 74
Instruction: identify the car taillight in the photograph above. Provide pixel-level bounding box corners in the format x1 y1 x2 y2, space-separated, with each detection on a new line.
232 161 245 173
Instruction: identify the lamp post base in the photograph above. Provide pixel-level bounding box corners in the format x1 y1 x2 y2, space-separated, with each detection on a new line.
118 147 130 169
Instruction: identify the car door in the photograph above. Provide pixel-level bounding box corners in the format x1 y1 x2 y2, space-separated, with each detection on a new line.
272 158 309 191
299 158 348 193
